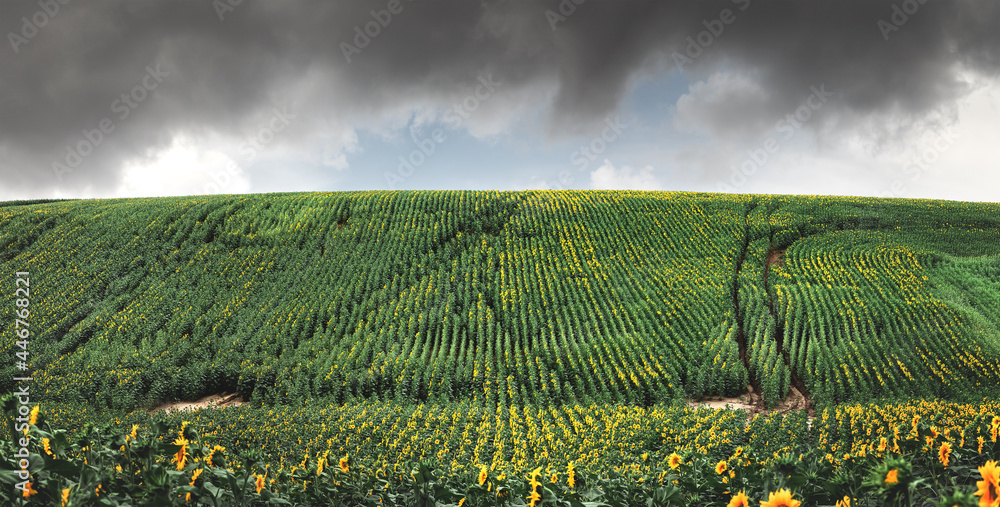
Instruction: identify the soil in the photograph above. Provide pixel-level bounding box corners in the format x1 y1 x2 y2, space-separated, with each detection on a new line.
148 392 244 415
688 394 755 412
766 247 787 268
689 385 815 426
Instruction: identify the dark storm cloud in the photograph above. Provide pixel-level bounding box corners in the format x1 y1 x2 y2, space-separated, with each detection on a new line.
1 0 998 197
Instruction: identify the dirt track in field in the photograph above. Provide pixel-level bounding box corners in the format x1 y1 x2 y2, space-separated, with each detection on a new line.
148 392 244 415
767 247 786 268
690 385 814 425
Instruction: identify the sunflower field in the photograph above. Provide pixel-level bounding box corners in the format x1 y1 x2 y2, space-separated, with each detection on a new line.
1 190 999 505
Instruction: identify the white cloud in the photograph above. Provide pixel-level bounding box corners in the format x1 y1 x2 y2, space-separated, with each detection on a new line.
115 135 250 197
320 128 359 171
590 160 663 190
883 74 1000 202
673 70 774 143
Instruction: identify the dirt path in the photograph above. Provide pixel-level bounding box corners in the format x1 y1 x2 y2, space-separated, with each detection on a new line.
690 385 814 424
148 392 244 415
766 247 787 268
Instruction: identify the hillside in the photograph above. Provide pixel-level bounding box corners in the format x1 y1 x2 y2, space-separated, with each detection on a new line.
3 190 999 413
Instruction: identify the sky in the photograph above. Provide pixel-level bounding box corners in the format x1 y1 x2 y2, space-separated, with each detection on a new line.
1 0 998 203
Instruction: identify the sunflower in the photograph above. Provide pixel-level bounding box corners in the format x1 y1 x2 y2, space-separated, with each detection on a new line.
975 460 999 507
939 441 952 468
339 456 349 474
567 462 577 488
716 461 728 475
254 474 265 494
878 437 888 453
61 488 70 506
668 452 682 470
172 436 190 470
478 465 488 486
760 488 800 507
727 490 750 507
42 438 52 456
527 467 543 507
206 445 225 467
885 469 899 485
29 405 39 426
835 496 851 507
22 482 37 498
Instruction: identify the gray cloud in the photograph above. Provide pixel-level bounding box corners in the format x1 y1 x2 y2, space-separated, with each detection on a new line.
1 0 998 198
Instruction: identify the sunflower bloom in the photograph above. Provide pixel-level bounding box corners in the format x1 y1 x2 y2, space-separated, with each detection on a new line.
975 460 999 507
939 441 952 468
42 438 52 456
567 462 576 488
478 465 488 485
61 488 70 506
878 437 887 453
190 468 202 486
760 488 800 507
980 436 986 454
835 496 851 507
29 405 39 426
339 456 349 474
254 474 265 494
22 482 37 498
128 424 139 443
206 445 225 467
885 469 899 485
527 467 542 507
668 453 682 470
992 417 999 443
172 436 190 470
716 461 728 475
727 490 750 507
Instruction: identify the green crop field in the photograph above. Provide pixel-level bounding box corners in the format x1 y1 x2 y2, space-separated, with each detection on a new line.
1 190 999 505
